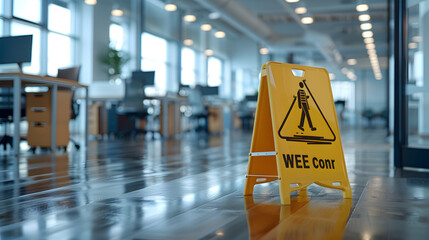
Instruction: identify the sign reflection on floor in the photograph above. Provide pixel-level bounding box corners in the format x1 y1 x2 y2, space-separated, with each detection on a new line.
245 194 351 240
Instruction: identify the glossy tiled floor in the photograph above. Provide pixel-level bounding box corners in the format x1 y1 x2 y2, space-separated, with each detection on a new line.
1 127 429 239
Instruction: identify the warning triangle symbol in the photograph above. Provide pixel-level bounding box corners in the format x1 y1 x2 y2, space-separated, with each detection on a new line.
278 80 336 144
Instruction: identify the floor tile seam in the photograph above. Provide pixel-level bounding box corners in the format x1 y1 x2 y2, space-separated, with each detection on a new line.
129 190 242 238
120 163 249 197
0 162 249 211
344 179 370 225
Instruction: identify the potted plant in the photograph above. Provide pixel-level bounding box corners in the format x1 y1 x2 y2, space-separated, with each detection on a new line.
101 46 130 84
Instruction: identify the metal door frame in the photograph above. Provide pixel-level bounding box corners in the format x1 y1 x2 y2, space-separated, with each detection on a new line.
394 0 429 168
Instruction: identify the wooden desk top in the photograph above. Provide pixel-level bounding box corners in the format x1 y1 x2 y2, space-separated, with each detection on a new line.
0 73 88 88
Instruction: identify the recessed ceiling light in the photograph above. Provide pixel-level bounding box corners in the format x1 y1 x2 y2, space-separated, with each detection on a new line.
183 39 193 46
184 15 196 22
111 9 123 16
362 31 373 38
412 36 422 42
214 31 226 38
359 14 371 21
164 4 177 12
204 49 214 56
301 17 313 24
364 38 374 44
295 7 307 14
356 4 369 12
360 23 372 30
285 0 300 3
408 42 418 49
347 59 357 65
85 0 97 5
259 48 269 55
329 73 336 80
366 43 376 49
341 67 348 74
200 24 212 31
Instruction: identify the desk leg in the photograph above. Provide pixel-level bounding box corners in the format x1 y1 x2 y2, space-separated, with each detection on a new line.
85 88 88 148
51 85 57 151
13 76 21 155
162 100 168 137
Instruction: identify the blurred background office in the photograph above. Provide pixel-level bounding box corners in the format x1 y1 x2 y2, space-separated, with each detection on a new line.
0 0 394 145
1 0 429 238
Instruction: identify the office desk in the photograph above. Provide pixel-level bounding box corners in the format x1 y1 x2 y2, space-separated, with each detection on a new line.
0 73 88 155
147 95 187 137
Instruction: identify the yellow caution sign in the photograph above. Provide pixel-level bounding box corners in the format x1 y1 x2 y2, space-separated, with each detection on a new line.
244 62 352 205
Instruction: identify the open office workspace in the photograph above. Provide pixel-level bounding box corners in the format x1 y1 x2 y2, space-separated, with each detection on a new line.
1 0 429 239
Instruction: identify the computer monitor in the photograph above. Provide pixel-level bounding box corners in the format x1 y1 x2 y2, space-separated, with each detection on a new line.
131 71 155 86
200 86 219 96
125 71 155 98
0 35 33 70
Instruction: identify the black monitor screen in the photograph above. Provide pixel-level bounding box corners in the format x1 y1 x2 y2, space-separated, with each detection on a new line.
131 71 155 86
201 86 219 96
0 35 33 65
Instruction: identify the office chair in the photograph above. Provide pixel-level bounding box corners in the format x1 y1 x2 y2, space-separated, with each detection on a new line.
187 86 209 133
0 88 26 150
57 66 81 150
116 72 155 137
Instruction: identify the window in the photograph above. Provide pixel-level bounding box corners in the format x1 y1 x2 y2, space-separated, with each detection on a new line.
11 22 41 74
0 0 3 15
331 81 355 111
48 3 71 34
181 47 196 86
47 32 71 76
207 56 222 87
47 2 73 76
4 0 78 75
109 23 124 50
141 32 168 95
13 0 42 23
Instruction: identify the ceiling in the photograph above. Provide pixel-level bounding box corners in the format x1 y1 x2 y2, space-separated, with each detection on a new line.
178 0 389 78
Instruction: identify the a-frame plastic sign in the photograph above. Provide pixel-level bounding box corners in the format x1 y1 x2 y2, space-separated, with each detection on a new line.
244 62 352 205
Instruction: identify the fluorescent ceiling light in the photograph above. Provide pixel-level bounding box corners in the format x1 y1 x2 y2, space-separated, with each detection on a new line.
364 38 374 44
200 24 212 31
85 0 97 5
286 0 300 2
360 23 372 30
408 42 418 49
366 43 376 49
359 14 371 21
204 49 214 56
164 4 177 12
184 15 196 22
301 17 313 24
362 31 373 38
356 4 369 12
214 31 226 38
347 59 357 65
259 48 269 55
183 39 193 46
412 36 422 42
111 9 123 16
295 7 307 14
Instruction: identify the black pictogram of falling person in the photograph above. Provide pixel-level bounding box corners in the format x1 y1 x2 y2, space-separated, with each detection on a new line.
297 82 316 131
